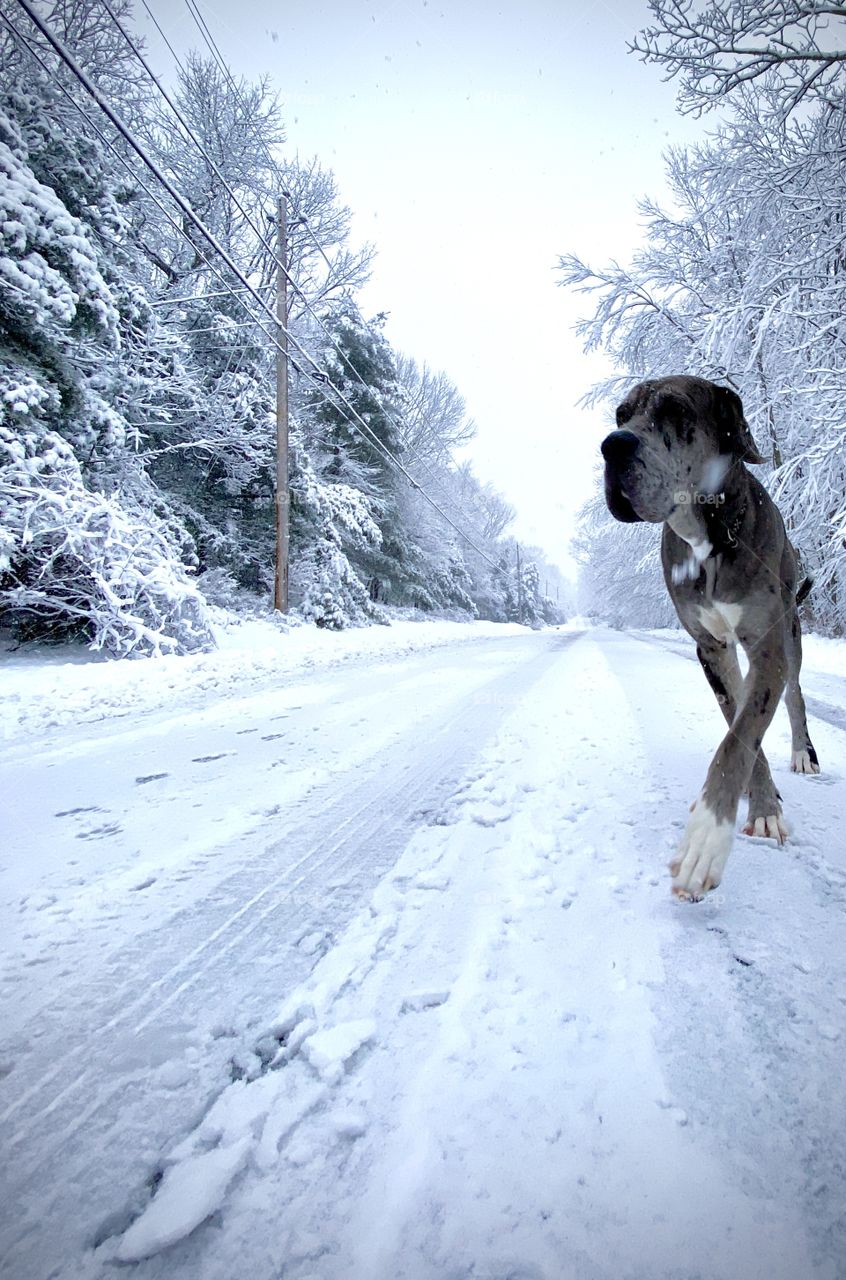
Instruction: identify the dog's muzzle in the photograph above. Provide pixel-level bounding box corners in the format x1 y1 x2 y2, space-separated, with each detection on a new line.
601 429 639 466
601 430 643 524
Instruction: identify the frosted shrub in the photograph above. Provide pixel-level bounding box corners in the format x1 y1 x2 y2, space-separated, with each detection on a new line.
290 441 382 629
293 536 377 630
0 427 213 656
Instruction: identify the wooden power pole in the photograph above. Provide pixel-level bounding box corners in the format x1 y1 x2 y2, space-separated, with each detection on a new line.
274 195 289 613
516 543 523 622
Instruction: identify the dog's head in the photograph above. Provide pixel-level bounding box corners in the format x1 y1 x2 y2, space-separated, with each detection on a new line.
600 376 764 524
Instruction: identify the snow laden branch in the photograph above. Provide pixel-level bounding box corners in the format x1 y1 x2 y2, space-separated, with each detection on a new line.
0 428 212 656
632 0 846 117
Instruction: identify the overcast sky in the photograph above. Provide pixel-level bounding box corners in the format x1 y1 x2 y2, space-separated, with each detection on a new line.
139 0 707 577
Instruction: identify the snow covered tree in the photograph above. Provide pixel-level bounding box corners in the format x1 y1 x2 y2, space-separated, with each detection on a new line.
287 417 382 628
0 0 529 645
395 356 476 465
130 48 376 597
304 305 405 483
0 51 212 653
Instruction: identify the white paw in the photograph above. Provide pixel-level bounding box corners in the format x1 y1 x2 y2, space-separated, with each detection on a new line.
669 799 733 901
791 750 820 775
741 813 788 843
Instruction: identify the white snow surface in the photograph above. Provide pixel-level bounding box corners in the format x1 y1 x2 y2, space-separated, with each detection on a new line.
1 617 846 1280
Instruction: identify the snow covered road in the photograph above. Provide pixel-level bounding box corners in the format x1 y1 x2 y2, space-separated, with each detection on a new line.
2 625 846 1280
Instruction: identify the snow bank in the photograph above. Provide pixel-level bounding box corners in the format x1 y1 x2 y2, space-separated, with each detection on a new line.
115 1138 252 1262
802 631 846 678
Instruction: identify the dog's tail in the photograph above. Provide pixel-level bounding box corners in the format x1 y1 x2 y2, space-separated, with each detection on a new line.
796 576 814 606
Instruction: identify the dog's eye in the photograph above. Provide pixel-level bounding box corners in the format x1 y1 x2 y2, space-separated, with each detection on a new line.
616 403 633 427
653 394 685 429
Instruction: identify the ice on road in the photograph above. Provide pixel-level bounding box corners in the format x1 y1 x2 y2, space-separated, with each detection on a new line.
1 623 845 1280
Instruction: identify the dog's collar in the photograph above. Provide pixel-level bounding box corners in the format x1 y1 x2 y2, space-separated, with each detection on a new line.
717 509 744 549
703 478 747 554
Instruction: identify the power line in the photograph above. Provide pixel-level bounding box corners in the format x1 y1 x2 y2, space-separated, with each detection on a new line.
0 13 360 450
172 0 501 533
140 0 188 78
99 0 316 315
132 0 505 546
149 285 273 306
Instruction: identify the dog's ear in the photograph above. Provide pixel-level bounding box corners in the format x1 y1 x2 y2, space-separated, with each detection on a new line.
714 386 766 464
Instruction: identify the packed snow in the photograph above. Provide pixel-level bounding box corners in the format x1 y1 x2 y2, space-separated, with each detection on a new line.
1 618 845 1280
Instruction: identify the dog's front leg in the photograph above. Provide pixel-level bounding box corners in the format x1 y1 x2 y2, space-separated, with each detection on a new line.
671 642 787 900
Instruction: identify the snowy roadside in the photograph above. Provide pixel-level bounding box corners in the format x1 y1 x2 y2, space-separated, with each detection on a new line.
0 613 543 741
636 624 846 678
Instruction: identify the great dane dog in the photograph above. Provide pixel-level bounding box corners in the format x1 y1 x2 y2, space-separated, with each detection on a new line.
601 375 819 900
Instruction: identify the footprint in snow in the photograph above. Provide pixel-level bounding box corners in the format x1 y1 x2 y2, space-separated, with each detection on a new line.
22 893 57 911
191 753 231 764
296 930 330 957
301 1019 377 1085
400 990 450 1013
471 803 513 828
656 1097 689 1126
76 822 122 840
328 1109 368 1140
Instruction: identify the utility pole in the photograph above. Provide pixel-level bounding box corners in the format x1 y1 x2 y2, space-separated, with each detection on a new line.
274 194 289 613
516 543 523 623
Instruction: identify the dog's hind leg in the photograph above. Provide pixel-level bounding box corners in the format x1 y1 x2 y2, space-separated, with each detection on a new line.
696 637 785 842
783 605 820 774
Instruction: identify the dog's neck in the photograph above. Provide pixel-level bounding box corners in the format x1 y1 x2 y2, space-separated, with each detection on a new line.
665 460 749 586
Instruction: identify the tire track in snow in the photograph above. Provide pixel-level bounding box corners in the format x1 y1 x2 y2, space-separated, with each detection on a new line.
0 632 579 1280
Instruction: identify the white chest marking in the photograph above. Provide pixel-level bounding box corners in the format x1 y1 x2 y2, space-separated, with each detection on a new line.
698 601 744 644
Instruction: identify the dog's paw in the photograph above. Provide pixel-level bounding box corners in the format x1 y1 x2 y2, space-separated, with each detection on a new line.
791 749 821 775
741 813 788 843
669 799 733 901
